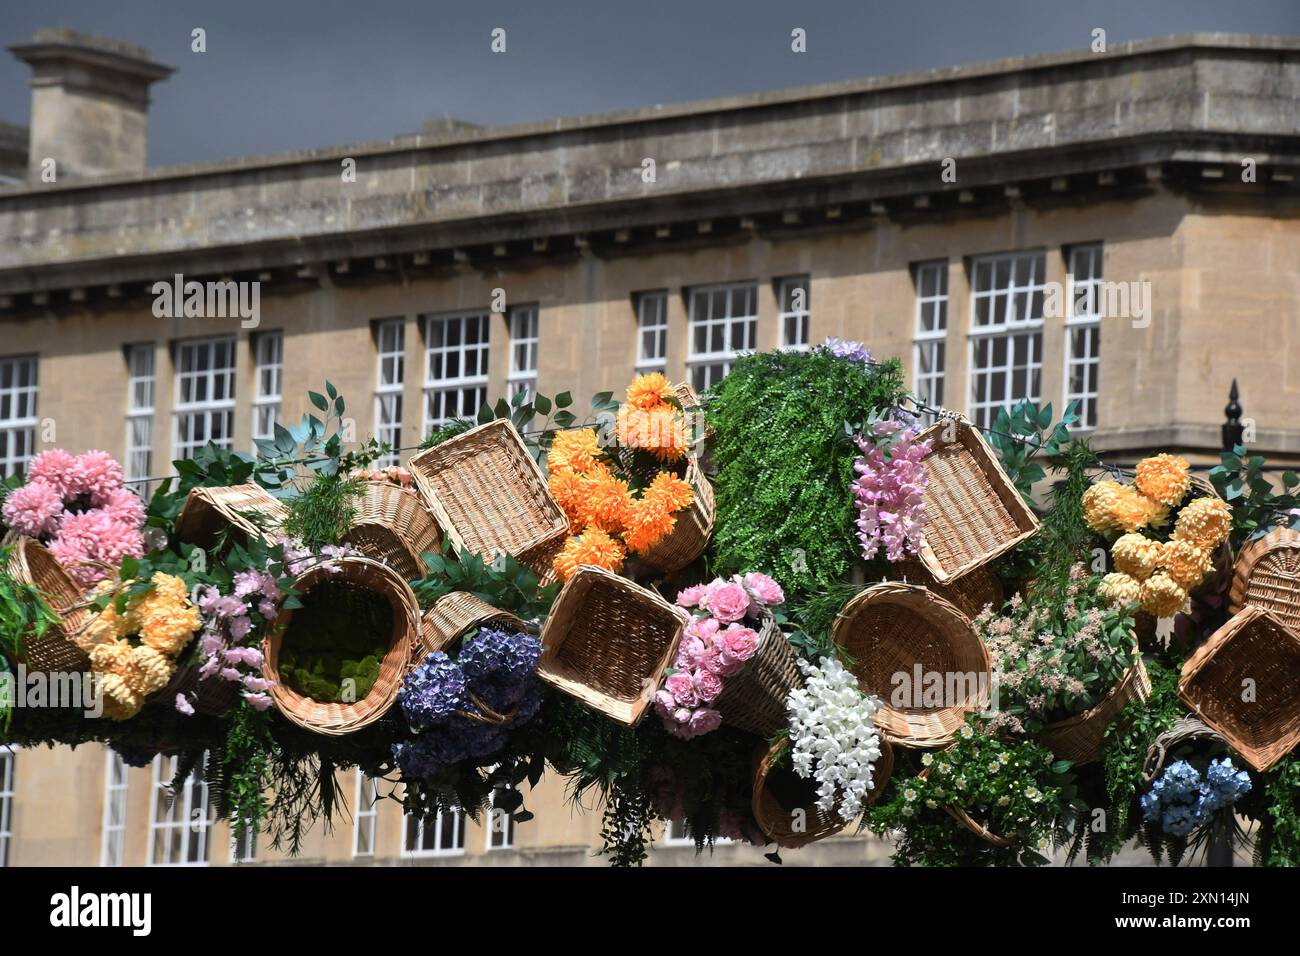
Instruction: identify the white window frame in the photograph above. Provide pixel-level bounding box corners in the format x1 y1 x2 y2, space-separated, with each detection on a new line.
1064 243 1103 431
402 807 465 858
634 290 668 373
251 331 283 447
0 747 14 867
686 282 758 392
373 319 405 468
967 251 1046 429
0 355 38 479
147 753 212 867
662 817 732 848
124 344 155 491
422 312 490 436
912 261 949 414
485 785 516 851
172 337 236 462
353 770 379 858
507 305 539 400
100 750 129 867
777 276 811 351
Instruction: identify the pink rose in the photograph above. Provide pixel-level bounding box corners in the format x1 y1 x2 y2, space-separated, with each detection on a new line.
665 672 698 707
687 708 722 736
672 707 694 725
685 616 720 643
675 635 707 670
700 647 727 676
704 581 750 623
722 624 760 662
653 689 676 718
742 572 785 607
676 584 707 609
714 654 746 678
694 669 724 702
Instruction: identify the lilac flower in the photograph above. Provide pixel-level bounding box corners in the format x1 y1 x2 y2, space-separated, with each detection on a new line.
244 692 274 711
852 415 931 562
228 615 252 640
819 337 874 364
175 693 196 716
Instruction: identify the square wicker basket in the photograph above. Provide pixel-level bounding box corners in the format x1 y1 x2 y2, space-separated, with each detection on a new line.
537 565 687 725
915 419 1039 583
407 419 569 561
1179 605 1300 772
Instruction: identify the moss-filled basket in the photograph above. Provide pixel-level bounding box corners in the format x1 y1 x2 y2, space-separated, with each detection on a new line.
264 556 419 736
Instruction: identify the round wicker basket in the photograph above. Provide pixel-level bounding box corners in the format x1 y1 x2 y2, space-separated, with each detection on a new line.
342 481 442 581
263 556 418 736
416 591 528 664
1141 715 1229 791
830 583 989 748
1228 526 1300 634
1038 654 1150 765
751 736 894 849
714 613 803 739
153 662 241 717
895 559 1004 620
2 535 91 674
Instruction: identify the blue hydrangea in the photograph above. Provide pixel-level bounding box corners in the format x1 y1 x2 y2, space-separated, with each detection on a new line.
398 651 467 732
1141 757 1252 837
459 628 542 685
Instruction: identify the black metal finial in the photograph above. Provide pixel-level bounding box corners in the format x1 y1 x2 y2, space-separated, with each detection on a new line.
1222 379 1244 452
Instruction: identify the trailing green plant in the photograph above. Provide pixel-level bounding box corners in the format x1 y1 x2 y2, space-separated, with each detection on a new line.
706 349 905 601
0 553 61 733
1209 444 1300 548
413 538 559 621
221 701 275 849
1254 754 1300 866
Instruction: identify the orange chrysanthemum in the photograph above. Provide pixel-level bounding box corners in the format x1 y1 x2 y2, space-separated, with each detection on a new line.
552 529 626 581
1159 539 1214 590
576 471 635 534
1173 496 1232 552
643 472 695 515
621 498 678 555
616 405 687 462
625 372 675 411
548 468 588 525
548 428 604 475
1135 454 1192 508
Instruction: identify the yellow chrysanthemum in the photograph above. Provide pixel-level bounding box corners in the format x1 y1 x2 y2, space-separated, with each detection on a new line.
1173 496 1232 552
1083 481 1126 533
1139 571 1189 618
643 472 695 515
138 600 200 656
621 498 678 555
88 639 134 677
1111 533 1161 580
149 572 189 603
625 372 675 411
548 428 604 475
126 645 175 697
1097 572 1143 608
1159 539 1214 590
552 529 626 581
99 673 144 721
1135 454 1192 508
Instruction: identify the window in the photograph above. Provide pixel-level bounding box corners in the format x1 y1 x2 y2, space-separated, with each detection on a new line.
635 291 668 373
173 338 236 461
148 753 212 866
1065 244 1103 430
423 313 489 434
777 276 810 351
101 751 128 867
230 824 256 864
403 808 464 857
687 282 757 391
124 345 155 491
662 817 731 848
373 319 405 468
0 356 38 479
968 252 1046 429
353 771 378 858
912 261 948 413
251 331 283 446
485 785 516 851
0 748 13 867
507 305 539 399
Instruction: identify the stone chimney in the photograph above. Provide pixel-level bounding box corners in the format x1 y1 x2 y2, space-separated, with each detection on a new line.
9 28 174 182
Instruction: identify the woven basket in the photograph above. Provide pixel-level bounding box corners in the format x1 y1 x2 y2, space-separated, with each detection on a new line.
174 484 288 551
915 419 1039 583
1179 605 1300 772
342 481 442 581
751 736 894 849
154 663 241 717
416 591 528 662
672 380 713 447
917 762 1015 848
2 535 91 674
636 457 715 573
1039 654 1150 765
1141 716 1230 790
537 565 687 725
264 556 419 736
894 559 1004 620
408 419 569 562
830 582 990 747
1229 527 1300 634
713 613 803 739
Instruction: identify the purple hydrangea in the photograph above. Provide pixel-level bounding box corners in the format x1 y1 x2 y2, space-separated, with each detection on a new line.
459 628 542 685
818 336 874 364
399 651 468 731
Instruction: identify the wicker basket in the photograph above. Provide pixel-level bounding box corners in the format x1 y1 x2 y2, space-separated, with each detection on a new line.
915 419 1039 583
408 419 569 562
1179 605 1300 772
635 457 715 573
2 535 91 674
264 556 419 736
342 481 442 581
1229 527 1300 634
174 484 288 551
894 559 1004 620
830 582 990 748
154 663 241 717
416 591 528 662
1039 654 1151 765
751 736 894 849
537 565 687 725
672 380 713 447
713 613 803 739
917 761 1016 848
1141 716 1230 789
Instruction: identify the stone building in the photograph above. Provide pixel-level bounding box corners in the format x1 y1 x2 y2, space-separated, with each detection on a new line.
0 27 1297 866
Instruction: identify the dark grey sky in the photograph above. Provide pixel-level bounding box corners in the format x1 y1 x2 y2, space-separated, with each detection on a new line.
3 0 1298 167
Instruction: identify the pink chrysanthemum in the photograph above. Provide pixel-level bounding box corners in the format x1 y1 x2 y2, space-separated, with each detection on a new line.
25 449 81 500
48 534 97 587
77 451 125 506
50 511 144 587
1 479 63 537
100 486 146 529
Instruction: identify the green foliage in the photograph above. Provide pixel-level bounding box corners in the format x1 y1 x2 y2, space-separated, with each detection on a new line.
1210 444 1300 548
279 582 392 703
222 702 275 849
985 399 1080 506
706 349 906 600
413 538 559 622
420 418 476 450
254 381 384 488
1015 438 1101 594
0 552 62 733
279 472 364 547
1255 754 1300 866
471 387 620 469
